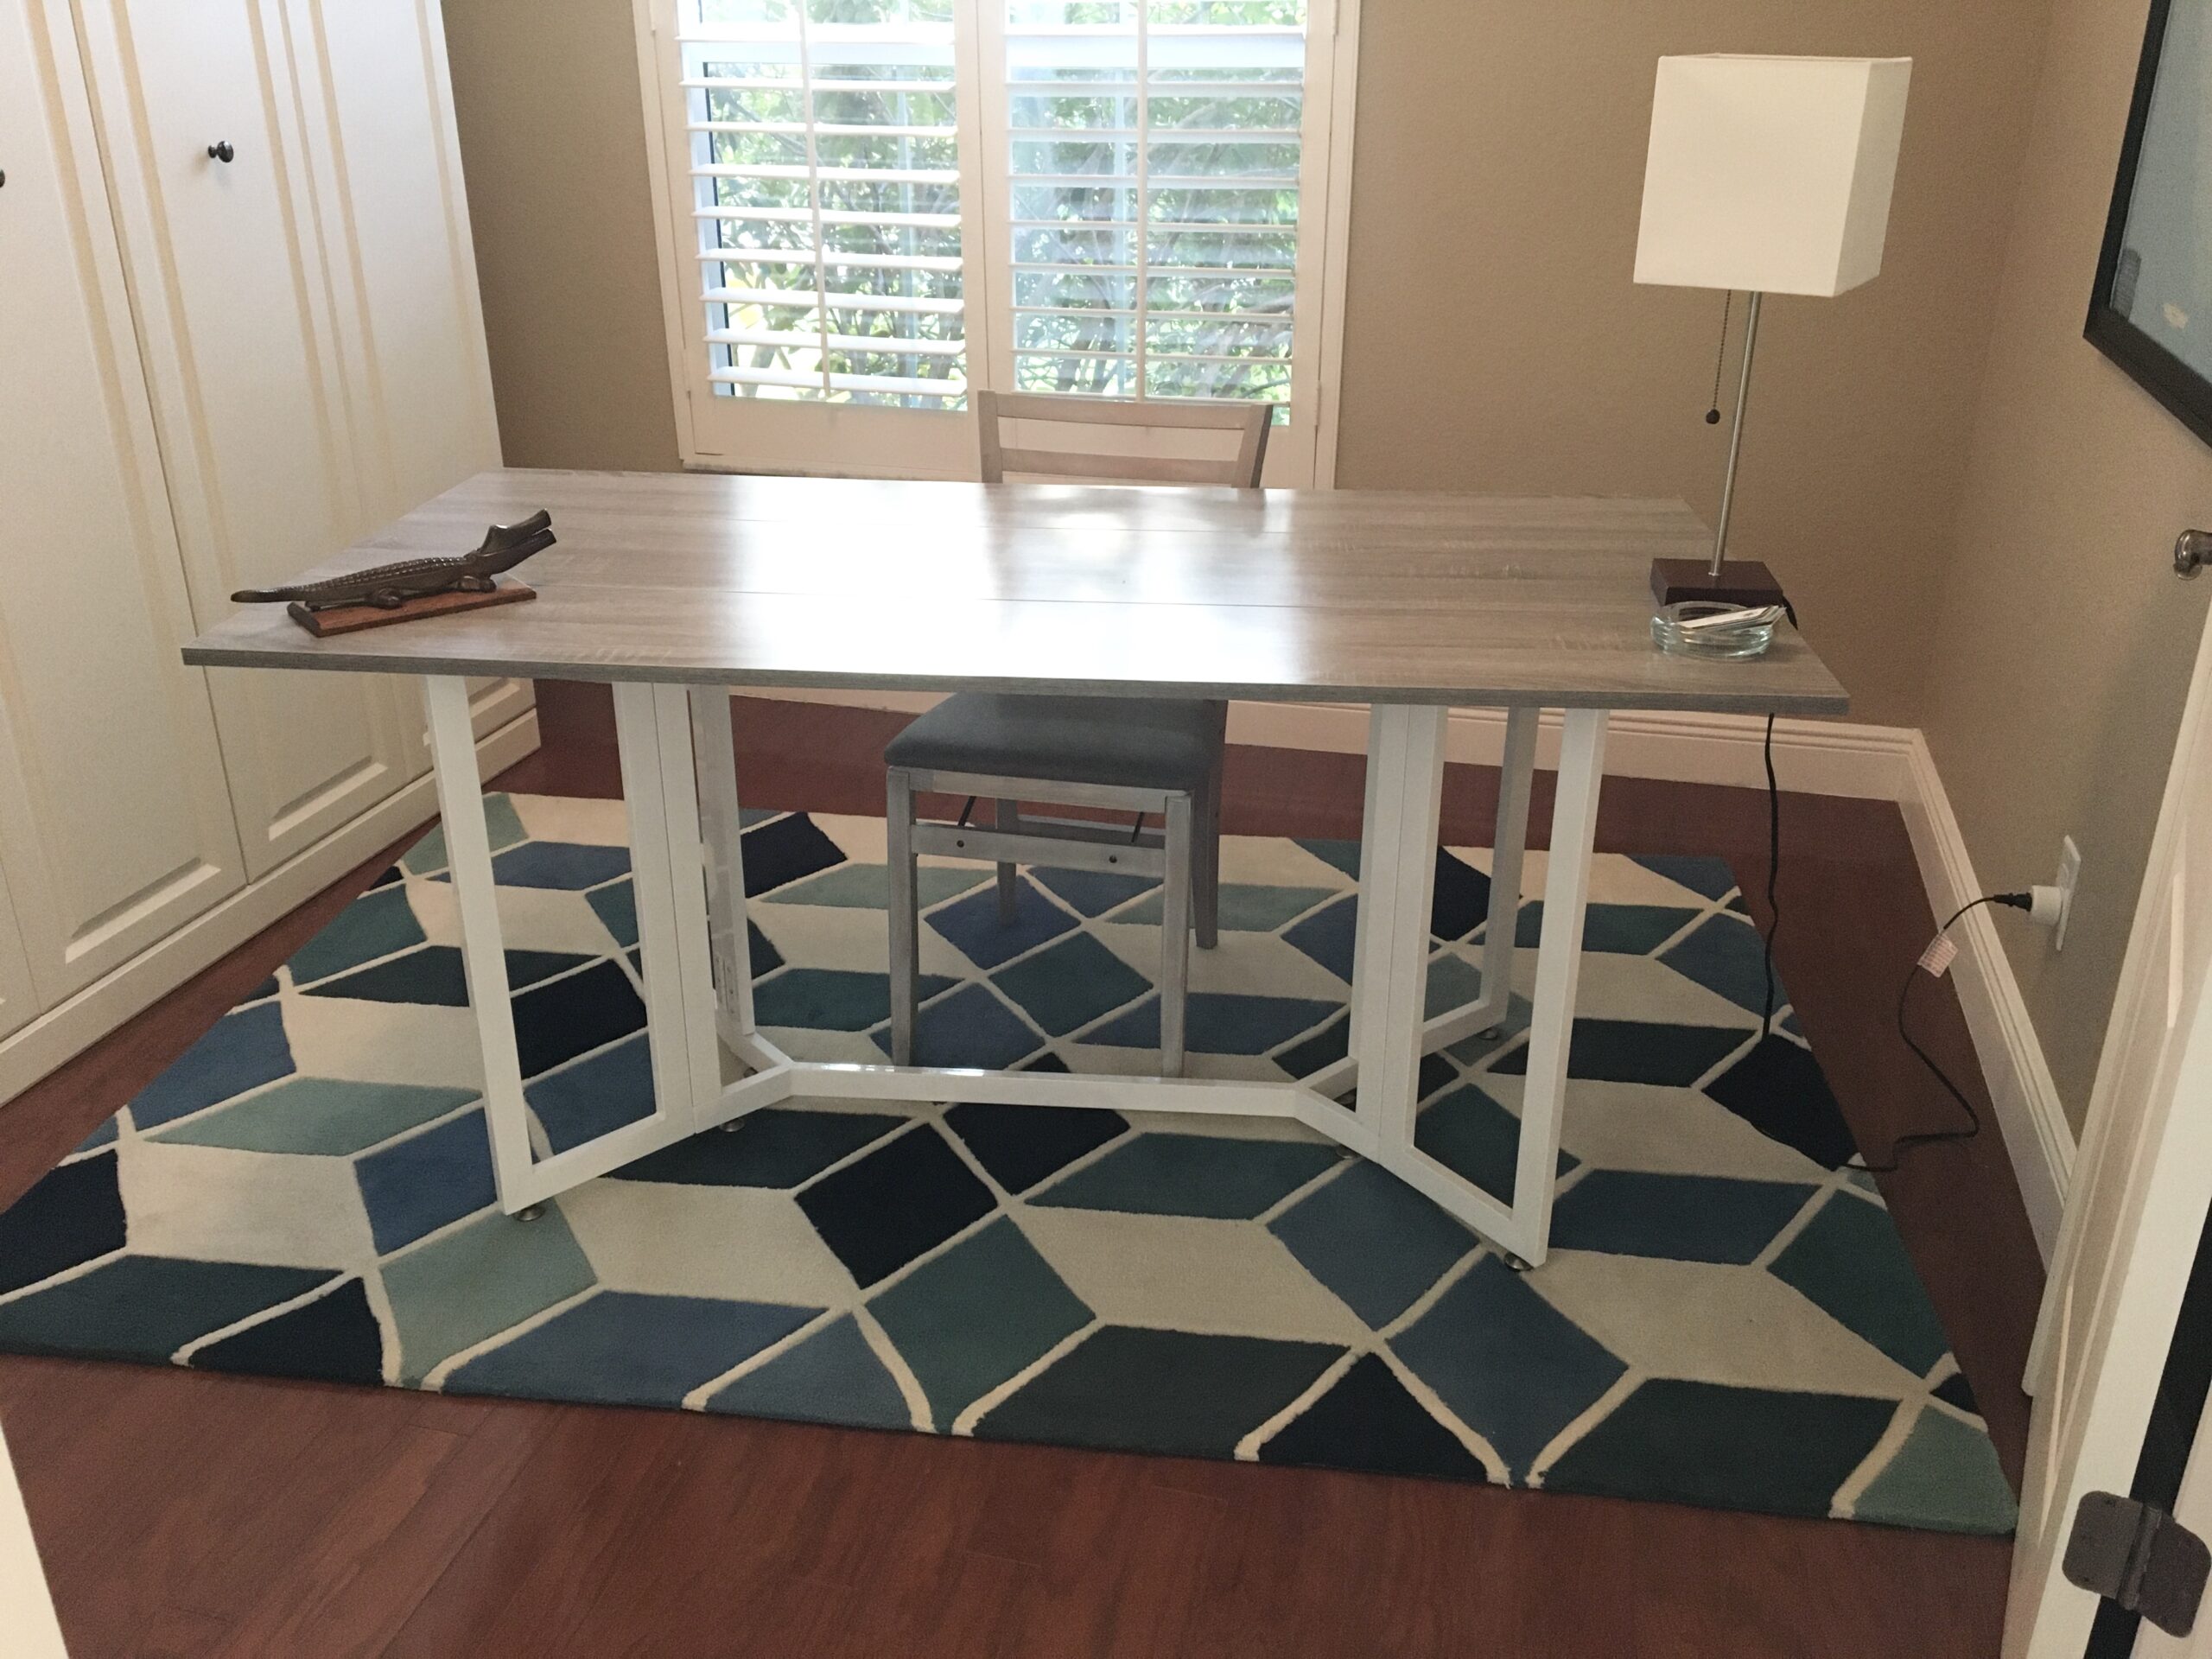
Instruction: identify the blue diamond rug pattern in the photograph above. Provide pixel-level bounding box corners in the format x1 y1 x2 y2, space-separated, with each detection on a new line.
0 791 2015 1536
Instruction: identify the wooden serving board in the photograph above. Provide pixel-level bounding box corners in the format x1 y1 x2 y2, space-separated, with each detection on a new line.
287 579 534 638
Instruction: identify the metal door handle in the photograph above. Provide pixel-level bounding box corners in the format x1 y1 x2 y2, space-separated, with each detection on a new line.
2179 530 2211 578
207 141 235 163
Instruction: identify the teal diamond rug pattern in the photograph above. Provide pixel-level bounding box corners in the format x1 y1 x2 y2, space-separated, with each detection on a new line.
0 793 2017 1535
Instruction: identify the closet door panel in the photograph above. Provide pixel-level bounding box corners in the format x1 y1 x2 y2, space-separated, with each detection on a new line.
0 862 35 1045
0 0 245 1006
292 0 529 746
79 0 417 875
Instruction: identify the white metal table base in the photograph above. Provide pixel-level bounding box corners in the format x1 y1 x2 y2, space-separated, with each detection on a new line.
1296 703 1541 1103
423 679 1605 1267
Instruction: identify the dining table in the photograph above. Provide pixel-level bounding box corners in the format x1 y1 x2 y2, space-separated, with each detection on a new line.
183 468 1847 1266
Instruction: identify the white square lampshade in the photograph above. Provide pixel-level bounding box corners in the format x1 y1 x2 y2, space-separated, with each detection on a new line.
1634 54 1911 297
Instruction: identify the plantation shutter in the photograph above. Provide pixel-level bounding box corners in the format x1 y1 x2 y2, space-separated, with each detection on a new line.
678 0 971 407
642 0 1346 480
993 0 1306 415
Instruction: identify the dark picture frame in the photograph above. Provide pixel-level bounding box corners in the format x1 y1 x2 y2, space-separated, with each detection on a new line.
2087 0 2212 448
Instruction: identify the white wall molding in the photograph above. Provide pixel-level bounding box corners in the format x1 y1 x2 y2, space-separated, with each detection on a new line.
746 688 1917 800
1897 732 2073 1258
747 687 2070 1245
0 711 539 1106
1225 703 1918 798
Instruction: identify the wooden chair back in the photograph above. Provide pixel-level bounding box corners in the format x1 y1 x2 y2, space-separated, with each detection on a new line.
975 390 1270 487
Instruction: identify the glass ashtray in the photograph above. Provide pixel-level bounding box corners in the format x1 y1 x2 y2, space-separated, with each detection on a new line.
1650 600 1781 659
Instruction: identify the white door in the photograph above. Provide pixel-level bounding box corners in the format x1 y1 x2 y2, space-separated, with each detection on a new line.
0 0 246 1007
2010 534 2212 1656
283 0 531 742
0 1421 67 1659
2136 1381 2212 1657
73 0 420 879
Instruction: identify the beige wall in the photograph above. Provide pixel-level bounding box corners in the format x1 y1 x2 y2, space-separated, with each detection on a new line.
1922 0 2212 1128
443 0 678 472
1336 1 2044 727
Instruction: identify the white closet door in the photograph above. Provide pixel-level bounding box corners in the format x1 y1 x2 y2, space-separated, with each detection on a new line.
289 0 531 744
75 0 420 878
0 0 246 1007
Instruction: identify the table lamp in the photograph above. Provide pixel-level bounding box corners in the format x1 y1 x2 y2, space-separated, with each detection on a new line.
1635 54 1912 610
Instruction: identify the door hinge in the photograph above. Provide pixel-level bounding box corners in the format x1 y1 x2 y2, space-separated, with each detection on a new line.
2064 1491 2211 1637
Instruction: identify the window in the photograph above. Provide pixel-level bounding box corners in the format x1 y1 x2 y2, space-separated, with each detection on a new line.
681 0 971 409
638 0 1353 483
995 1 1303 410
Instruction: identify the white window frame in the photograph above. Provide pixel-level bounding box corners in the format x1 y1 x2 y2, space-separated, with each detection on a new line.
630 0 1360 486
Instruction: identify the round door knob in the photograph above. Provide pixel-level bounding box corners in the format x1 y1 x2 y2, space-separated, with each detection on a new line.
2178 529 2211 579
207 141 235 163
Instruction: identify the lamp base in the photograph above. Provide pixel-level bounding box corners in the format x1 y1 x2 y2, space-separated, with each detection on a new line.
1649 558 1793 622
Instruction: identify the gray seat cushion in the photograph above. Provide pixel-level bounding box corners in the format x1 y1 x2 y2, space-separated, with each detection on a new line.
884 693 1220 795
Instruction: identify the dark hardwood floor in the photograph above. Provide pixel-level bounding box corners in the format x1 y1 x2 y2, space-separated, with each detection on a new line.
0 685 2041 1657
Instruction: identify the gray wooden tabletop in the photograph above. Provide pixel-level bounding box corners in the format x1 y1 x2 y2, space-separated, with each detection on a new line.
181 469 1848 714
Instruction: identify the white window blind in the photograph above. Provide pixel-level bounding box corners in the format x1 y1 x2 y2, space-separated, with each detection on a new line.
999 0 1304 412
681 0 970 406
644 0 1349 480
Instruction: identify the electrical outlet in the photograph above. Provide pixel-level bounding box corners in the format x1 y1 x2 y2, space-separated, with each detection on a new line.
2055 836 2082 950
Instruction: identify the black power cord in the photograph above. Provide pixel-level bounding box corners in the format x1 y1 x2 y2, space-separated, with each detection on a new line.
1751 715 2012 1174
1848 892 2033 1173
1706 291 1733 424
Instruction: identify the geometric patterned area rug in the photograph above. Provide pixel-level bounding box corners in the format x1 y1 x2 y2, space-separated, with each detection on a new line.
0 793 2018 1535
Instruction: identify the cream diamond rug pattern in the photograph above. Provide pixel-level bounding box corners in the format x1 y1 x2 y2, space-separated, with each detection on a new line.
0 793 2017 1534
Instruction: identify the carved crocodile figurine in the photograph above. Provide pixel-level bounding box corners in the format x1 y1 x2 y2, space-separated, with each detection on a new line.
232 511 556 613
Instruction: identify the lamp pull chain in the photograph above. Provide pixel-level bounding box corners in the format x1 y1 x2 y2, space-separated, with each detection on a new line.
1706 291 1732 424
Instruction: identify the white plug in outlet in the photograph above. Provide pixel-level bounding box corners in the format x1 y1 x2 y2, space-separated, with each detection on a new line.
2054 836 2081 950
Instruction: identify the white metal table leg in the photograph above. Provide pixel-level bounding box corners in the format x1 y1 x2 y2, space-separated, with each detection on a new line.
1505 708 1610 1263
426 676 731 1216
614 683 722 1135
689 686 784 1074
1346 705 1449 1151
1304 704 1539 1097
425 676 536 1211
1478 705 1539 1027
1340 704 1605 1267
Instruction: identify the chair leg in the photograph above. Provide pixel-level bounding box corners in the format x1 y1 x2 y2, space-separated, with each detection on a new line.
995 798 1020 925
1195 760 1222 950
1160 792 1193 1077
887 770 919 1065
1196 702 1227 950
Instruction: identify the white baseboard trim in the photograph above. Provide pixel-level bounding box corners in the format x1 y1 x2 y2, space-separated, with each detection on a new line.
1229 703 1917 798
749 686 2071 1249
1897 732 2073 1259
0 709 541 1106
743 688 1918 800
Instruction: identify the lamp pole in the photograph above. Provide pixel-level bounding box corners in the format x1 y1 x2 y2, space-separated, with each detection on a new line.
1709 289 1763 578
